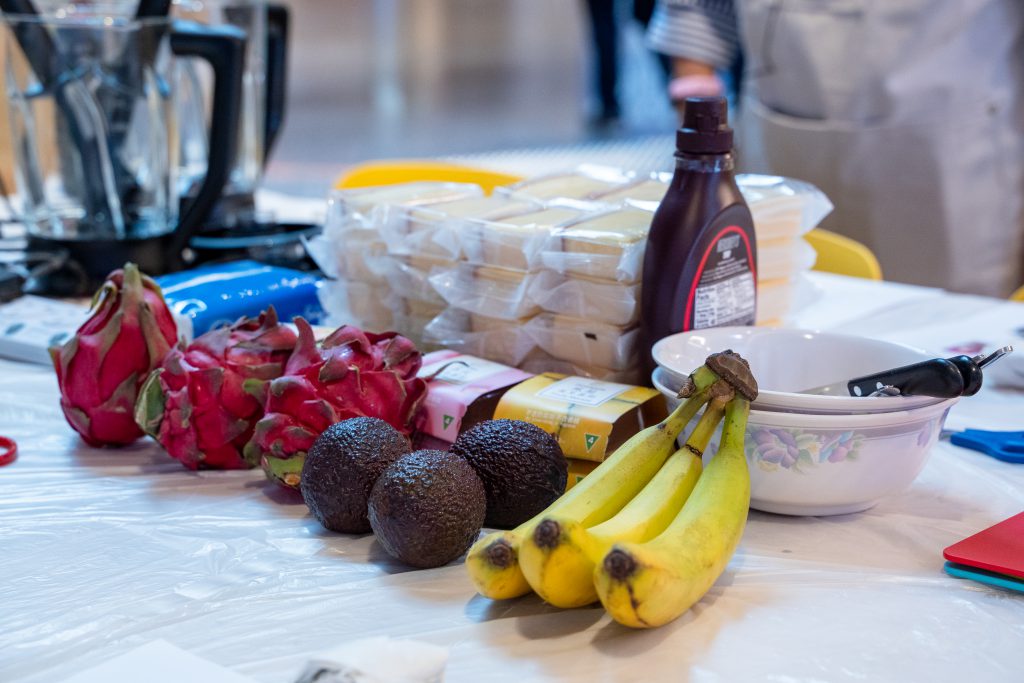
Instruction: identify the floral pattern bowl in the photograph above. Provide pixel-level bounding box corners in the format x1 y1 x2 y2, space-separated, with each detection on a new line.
653 366 958 516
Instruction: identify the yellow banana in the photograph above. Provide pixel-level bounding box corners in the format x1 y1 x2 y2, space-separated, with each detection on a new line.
519 386 730 608
594 397 751 628
465 365 718 600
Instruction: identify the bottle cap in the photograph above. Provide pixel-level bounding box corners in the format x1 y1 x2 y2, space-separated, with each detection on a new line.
676 96 733 155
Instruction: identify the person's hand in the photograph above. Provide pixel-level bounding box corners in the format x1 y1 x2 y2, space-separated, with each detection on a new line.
668 58 724 122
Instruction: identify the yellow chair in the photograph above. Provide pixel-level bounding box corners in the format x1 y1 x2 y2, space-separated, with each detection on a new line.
804 228 883 281
333 160 522 195
1011 285 1024 301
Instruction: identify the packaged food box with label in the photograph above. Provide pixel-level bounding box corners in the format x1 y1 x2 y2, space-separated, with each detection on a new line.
494 373 667 462
566 458 600 491
418 351 533 443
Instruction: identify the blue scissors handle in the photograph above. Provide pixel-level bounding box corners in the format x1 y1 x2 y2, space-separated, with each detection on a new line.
950 429 1024 464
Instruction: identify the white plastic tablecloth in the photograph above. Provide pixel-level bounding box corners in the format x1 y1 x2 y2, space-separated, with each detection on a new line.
3 272 1023 682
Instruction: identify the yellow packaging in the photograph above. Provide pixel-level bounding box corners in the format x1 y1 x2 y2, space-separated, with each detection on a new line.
565 458 599 491
493 373 667 463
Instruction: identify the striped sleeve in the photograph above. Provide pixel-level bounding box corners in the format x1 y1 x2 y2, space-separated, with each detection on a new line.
645 0 739 70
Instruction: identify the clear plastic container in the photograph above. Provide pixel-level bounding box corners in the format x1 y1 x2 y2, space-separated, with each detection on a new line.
593 177 669 204
460 206 586 271
335 230 389 285
738 174 834 241
391 298 447 351
383 254 452 306
327 181 483 228
501 166 631 201
541 206 653 283
380 195 539 260
318 279 394 331
423 308 537 366
526 313 639 371
527 271 640 327
580 174 833 242
309 182 483 283
758 237 817 281
756 274 822 324
428 263 540 320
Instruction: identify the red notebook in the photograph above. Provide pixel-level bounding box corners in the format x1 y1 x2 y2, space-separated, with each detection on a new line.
943 512 1024 579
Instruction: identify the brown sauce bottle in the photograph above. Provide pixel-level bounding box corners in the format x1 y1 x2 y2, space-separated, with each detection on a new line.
641 97 757 372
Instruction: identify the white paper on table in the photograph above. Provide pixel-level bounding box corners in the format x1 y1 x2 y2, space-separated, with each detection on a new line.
0 295 88 365
59 640 258 683
294 636 449 683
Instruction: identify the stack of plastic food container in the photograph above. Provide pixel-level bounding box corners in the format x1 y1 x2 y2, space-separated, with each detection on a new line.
427 205 591 368
306 181 484 342
584 171 829 326
307 167 832 383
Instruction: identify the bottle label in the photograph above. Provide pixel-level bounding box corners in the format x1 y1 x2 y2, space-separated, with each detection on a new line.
684 226 757 329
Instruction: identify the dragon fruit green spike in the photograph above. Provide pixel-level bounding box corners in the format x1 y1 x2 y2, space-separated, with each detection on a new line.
135 307 298 470
245 318 428 489
50 263 178 447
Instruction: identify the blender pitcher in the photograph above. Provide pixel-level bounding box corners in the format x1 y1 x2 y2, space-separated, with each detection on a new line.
174 0 288 229
1 7 244 283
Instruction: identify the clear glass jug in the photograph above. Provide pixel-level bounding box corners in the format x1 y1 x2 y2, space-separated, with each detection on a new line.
174 0 288 228
2 7 244 280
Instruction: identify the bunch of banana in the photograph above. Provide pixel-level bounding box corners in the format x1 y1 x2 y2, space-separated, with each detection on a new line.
465 350 758 630
518 379 734 607
465 364 720 600
594 392 752 628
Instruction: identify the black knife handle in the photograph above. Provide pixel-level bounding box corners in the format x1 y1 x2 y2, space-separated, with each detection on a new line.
847 357 965 398
946 355 984 396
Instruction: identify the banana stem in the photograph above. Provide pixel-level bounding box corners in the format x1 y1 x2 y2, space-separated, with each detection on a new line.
683 398 727 458
720 398 750 454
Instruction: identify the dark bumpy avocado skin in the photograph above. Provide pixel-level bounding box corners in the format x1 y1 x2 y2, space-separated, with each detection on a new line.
368 450 486 568
450 419 568 528
300 417 411 534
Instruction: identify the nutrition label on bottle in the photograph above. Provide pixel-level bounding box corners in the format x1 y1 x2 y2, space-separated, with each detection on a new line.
689 228 757 329
694 273 756 328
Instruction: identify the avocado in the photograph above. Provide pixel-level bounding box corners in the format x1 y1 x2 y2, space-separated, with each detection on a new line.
450 419 567 528
368 450 486 568
300 417 411 534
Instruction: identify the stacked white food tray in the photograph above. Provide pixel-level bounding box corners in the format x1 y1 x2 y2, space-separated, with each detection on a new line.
307 168 832 382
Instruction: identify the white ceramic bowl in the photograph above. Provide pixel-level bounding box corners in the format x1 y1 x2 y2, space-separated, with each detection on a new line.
653 366 957 516
653 327 945 414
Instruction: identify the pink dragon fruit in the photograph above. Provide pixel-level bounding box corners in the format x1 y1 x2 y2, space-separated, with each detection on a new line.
51 263 178 446
244 318 428 489
135 308 298 470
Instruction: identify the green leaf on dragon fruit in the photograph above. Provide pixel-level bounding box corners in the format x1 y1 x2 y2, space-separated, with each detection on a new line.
134 369 166 438
241 377 269 403
100 372 140 414
65 406 91 436
263 451 306 489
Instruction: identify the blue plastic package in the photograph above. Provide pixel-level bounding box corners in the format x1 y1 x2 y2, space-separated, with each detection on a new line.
156 261 323 338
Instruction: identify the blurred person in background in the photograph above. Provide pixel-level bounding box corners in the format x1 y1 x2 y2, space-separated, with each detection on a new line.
582 0 622 128
647 0 1024 297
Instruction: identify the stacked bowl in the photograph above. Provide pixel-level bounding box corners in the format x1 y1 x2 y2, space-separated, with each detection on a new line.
652 327 958 516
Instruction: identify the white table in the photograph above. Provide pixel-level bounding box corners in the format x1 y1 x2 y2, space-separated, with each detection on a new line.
2 272 1023 682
